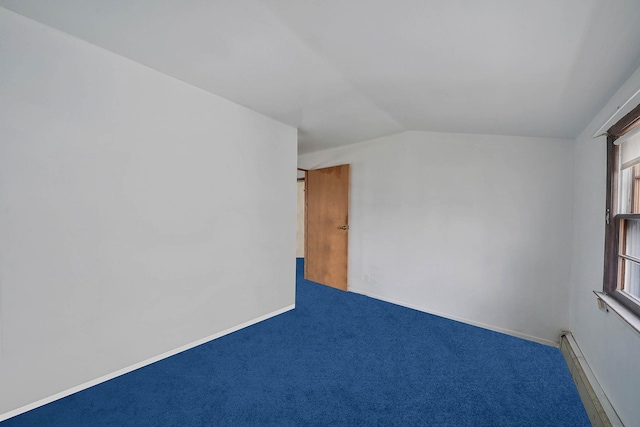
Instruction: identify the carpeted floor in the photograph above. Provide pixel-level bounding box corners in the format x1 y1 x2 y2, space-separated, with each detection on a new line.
2 259 589 426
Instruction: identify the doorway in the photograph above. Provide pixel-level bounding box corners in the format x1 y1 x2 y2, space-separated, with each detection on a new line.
296 172 305 259
300 164 350 291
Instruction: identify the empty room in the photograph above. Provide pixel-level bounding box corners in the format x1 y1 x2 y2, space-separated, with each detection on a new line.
1 1 640 426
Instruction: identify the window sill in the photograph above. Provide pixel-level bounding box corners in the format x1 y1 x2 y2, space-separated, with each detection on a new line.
593 291 640 334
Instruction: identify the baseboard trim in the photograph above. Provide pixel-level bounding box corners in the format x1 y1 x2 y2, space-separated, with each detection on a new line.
559 332 623 427
0 304 295 423
348 288 557 347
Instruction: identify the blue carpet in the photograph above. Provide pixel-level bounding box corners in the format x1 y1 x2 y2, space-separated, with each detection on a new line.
2 259 589 426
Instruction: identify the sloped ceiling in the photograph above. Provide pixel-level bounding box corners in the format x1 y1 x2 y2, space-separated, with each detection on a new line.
2 0 640 154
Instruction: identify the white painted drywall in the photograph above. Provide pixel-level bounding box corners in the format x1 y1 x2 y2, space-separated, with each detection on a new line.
570 63 640 427
0 8 296 417
299 131 574 345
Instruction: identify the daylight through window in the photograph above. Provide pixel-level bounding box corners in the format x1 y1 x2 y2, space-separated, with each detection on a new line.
604 106 640 318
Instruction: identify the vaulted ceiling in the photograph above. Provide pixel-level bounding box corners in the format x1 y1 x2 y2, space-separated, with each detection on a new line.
2 0 640 154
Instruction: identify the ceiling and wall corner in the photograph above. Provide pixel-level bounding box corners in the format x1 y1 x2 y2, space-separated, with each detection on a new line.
1 0 640 154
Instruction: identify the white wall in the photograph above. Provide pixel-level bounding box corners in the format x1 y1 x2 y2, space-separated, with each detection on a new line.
0 8 296 417
570 64 640 427
299 131 574 345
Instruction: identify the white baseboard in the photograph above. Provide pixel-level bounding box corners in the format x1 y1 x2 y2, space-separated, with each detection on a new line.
348 287 558 347
559 332 623 427
0 304 295 423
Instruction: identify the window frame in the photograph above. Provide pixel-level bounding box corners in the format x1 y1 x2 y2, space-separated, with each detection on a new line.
603 104 640 319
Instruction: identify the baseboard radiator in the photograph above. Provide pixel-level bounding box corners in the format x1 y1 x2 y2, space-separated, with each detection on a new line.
559 332 623 427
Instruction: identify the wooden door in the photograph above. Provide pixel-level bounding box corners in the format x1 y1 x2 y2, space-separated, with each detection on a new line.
305 164 350 291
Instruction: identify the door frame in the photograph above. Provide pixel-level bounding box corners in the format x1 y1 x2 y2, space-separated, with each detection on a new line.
299 165 350 290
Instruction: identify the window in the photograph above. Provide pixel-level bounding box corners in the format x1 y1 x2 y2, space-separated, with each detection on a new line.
603 103 640 319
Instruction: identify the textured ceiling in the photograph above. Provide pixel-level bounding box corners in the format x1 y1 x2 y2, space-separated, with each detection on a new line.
2 0 640 154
